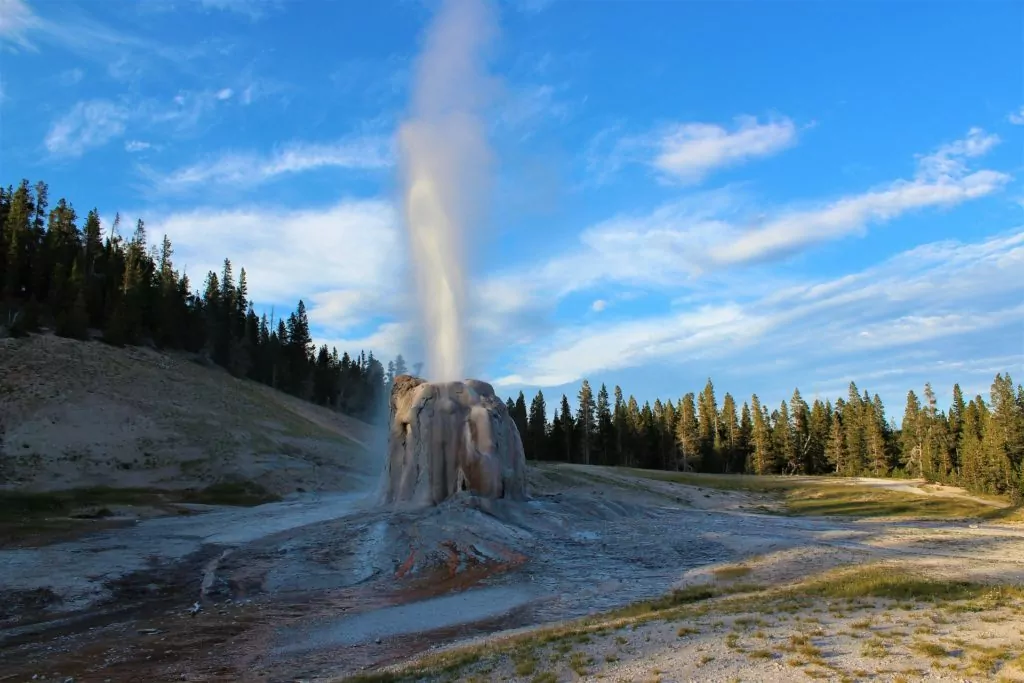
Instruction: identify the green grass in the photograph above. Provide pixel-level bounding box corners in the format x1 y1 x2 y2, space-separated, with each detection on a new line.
795 566 1007 602
713 565 753 580
513 652 537 676
784 485 1007 520
621 469 802 493
181 480 280 506
911 640 952 658
620 468 1020 521
0 481 279 522
0 486 165 520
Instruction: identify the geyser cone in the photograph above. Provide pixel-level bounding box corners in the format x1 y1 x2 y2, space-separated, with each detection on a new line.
379 374 528 507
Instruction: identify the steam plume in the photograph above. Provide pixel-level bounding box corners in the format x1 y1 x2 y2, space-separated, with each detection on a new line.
399 0 496 382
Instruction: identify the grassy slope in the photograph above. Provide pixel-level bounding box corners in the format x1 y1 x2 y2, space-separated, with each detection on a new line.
622 468 1023 522
0 333 377 495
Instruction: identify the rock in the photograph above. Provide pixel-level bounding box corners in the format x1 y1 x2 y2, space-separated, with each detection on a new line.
378 375 527 507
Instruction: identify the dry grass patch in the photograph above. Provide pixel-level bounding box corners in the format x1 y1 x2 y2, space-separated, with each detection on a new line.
712 564 753 581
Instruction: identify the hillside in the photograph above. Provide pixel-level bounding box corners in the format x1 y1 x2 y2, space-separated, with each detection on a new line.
0 333 380 496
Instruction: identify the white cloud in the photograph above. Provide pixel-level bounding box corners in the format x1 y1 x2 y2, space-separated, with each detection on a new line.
58 67 84 85
44 100 130 157
44 90 242 158
493 229 1024 388
591 299 607 312
654 115 798 183
1008 106 1024 125
125 140 152 153
498 83 572 134
319 322 414 367
1 0 209 79
711 128 1007 265
216 88 233 101
196 0 280 20
0 0 41 51
585 115 798 186
148 136 394 191
148 199 403 351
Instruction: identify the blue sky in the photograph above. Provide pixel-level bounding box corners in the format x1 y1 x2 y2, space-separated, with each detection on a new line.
1 0 1022 418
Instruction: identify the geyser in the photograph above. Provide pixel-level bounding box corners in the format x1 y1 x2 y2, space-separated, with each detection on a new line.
398 0 494 381
379 375 527 506
383 0 519 507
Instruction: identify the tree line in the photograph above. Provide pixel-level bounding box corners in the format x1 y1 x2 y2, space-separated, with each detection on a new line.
507 375 1024 500
0 179 405 421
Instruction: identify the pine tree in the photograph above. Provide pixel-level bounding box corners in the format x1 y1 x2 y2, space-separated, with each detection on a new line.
613 386 625 466
789 389 810 473
842 382 866 475
676 393 699 472
738 402 753 472
559 394 575 463
720 393 740 473
807 399 830 474
697 378 719 467
825 407 846 474
773 400 797 473
527 390 548 461
596 383 612 466
866 394 890 476
750 394 773 474
513 391 528 440
576 380 595 465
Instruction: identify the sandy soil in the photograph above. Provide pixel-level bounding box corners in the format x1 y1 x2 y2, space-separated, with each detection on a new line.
0 334 378 495
466 579 1024 682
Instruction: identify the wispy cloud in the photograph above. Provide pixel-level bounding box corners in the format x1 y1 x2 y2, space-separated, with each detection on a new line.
45 100 130 158
194 0 282 20
493 229 1024 388
57 67 84 85
2 0 216 79
124 140 153 153
44 89 242 158
585 114 798 186
461 127 1014 387
146 135 394 192
0 0 41 52
1008 106 1024 125
654 115 798 184
497 83 573 135
712 128 1007 265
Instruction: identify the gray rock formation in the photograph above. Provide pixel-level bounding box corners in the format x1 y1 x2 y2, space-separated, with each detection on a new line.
378 375 527 506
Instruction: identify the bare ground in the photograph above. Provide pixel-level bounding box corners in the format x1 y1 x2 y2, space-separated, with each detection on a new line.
0 334 377 496
1 461 1021 682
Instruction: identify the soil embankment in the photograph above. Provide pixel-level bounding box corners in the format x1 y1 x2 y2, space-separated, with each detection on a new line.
0 334 377 496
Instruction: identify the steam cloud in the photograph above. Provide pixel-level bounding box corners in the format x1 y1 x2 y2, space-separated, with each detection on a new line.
399 0 496 382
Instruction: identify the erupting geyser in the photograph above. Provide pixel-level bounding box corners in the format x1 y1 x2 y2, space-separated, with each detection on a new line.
382 0 525 506
379 375 527 506
398 0 494 383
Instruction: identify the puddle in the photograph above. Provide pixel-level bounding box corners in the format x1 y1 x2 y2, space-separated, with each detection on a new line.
273 585 539 654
